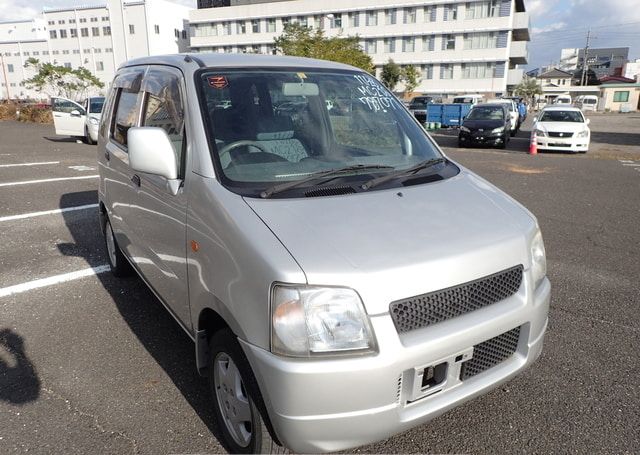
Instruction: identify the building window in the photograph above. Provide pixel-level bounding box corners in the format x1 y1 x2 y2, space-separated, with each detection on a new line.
463 32 497 49
81 27 89 37
154 24 160 34
423 35 435 51
366 10 377 26
313 15 323 29
80 18 87 23
96 61 104 71
70 28 77 38
7 64 13 73
48 20 55 25
402 37 415 52
384 37 396 53
441 64 454 79
613 91 630 102
129 24 135 34
365 39 377 54
69 19 76 24
33 51 39 56
385 9 397 25
465 0 499 19
50 30 57 39
404 7 416 24
222 22 232 34
444 4 458 21
462 62 495 78
443 34 456 50
267 18 276 32
252 19 260 33
349 12 360 27
237 21 246 34
58 20 65 24
181 29 187 39
92 27 100 36
281 17 290 28
90 17 98 22
105 48 112 53
43 50 49 55
64 62 72 68
296 16 308 27
422 64 433 79
330 13 342 28
62 50 70 54
52 50 59 55
424 6 436 22
103 26 111 35
60 29 67 38
94 48 102 53
102 16 109 21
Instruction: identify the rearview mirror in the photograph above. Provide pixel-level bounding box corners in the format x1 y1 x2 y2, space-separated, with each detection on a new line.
128 127 178 181
283 82 319 97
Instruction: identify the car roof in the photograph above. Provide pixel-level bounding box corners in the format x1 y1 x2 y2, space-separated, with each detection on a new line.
119 52 360 73
471 103 507 109
486 99 514 104
541 106 581 112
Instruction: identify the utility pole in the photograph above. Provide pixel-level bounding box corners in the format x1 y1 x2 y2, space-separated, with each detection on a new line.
0 53 10 101
580 29 591 86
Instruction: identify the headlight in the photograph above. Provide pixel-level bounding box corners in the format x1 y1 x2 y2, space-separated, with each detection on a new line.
460 126 470 133
577 129 589 138
491 127 505 134
534 129 547 137
530 230 547 290
271 285 376 357
89 117 99 125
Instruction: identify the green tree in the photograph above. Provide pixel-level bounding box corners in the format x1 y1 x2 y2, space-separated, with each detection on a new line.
513 77 543 106
401 65 421 96
23 58 104 100
380 59 402 90
274 23 374 73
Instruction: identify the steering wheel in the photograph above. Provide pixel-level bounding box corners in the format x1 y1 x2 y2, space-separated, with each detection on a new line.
218 140 270 162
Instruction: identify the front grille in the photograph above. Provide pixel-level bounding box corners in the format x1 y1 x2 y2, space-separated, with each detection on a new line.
547 131 574 138
389 266 523 333
460 326 521 380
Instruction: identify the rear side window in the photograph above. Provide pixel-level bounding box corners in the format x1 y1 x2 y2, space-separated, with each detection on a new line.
109 68 144 149
141 68 185 173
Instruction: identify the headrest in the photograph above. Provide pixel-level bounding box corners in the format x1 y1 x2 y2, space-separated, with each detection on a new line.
256 115 295 141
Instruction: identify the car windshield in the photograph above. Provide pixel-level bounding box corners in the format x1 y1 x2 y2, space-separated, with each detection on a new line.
199 69 445 195
583 98 597 104
89 98 105 113
467 106 504 120
539 110 584 122
410 98 430 108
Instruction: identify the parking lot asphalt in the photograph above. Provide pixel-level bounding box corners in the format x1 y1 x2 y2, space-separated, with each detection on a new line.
1 118 639 454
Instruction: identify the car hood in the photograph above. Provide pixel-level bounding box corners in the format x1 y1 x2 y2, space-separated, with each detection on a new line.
244 169 537 315
536 121 586 132
462 119 505 130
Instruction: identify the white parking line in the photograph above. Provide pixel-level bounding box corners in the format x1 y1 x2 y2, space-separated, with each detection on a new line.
0 161 59 168
0 175 98 187
621 163 640 167
0 265 110 298
0 204 98 222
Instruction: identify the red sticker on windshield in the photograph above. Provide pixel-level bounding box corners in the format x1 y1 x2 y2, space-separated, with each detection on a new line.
208 76 229 89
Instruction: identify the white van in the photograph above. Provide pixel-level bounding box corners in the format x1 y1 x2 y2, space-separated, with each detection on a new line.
452 94 484 105
575 95 598 112
554 95 572 105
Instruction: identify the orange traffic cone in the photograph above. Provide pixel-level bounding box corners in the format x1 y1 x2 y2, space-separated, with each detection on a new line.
529 135 538 155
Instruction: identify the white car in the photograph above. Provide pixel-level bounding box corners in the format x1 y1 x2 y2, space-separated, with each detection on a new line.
52 96 105 144
486 99 520 136
533 106 590 153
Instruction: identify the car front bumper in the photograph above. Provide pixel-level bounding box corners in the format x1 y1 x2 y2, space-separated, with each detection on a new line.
459 131 506 146
242 276 550 453
87 122 99 141
535 135 589 152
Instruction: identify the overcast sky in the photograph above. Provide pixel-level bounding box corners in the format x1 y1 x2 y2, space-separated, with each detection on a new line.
1 0 638 70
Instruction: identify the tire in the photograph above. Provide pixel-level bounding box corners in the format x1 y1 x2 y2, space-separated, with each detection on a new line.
84 127 96 145
510 129 517 137
104 219 133 277
209 329 281 454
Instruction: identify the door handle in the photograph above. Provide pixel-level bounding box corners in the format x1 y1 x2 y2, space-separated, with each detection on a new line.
131 174 141 187
104 151 110 161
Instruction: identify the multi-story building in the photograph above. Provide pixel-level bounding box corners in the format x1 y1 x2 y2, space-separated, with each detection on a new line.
189 0 531 96
559 47 629 79
0 0 190 100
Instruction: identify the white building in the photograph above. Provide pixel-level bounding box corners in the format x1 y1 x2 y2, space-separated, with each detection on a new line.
189 0 531 95
0 0 190 100
624 59 640 81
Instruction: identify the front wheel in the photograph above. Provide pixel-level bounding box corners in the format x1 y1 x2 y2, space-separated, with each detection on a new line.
84 127 96 145
209 329 281 454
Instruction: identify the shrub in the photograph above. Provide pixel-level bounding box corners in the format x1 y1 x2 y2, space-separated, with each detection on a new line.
0 102 18 120
17 105 53 123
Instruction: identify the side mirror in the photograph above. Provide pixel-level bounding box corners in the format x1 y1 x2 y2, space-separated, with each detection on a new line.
586 118 591 125
128 127 178 181
533 116 538 123
70 109 82 117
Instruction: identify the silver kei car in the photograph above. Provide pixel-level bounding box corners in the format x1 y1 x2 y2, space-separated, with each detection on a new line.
97 53 550 454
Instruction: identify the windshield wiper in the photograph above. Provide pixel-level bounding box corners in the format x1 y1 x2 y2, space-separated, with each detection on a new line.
260 164 394 198
360 158 446 191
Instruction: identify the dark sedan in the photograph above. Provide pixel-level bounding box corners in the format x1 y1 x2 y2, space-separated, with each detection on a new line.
458 103 511 149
